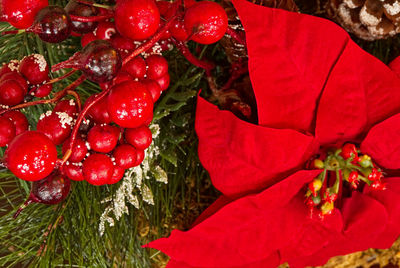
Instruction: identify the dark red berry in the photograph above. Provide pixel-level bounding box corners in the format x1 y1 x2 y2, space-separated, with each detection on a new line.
37 111 73 145
87 124 120 153
83 153 114 185
184 1 228 44
65 0 99 34
86 94 112 124
28 6 72 43
0 116 16 147
108 165 125 184
0 0 48 29
0 60 19 77
125 125 152 150
113 144 138 169
114 0 160 41
110 34 135 56
54 99 78 117
81 32 97 47
155 73 170 91
123 56 146 79
62 136 87 163
107 80 154 128
94 21 116 40
2 110 29 135
5 131 57 181
31 83 53 98
62 163 84 181
145 54 168 79
0 80 25 106
19 54 49 85
142 79 161 102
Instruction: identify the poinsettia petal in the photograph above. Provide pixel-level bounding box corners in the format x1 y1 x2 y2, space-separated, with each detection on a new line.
191 195 233 227
196 97 317 196
145 170 325 267
389 56 400 76
232 0 350 133
361 113 400 169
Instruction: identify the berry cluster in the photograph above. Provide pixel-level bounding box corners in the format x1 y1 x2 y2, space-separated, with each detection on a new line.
305 143 386 218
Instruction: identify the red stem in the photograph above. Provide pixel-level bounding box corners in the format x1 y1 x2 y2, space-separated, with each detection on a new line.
226 27 246 46
13 198 33 219
69 13 113 23
0 75 86 116
66 90 82 112
51 53 80 72
171 38 215 75
221 61 248 91
74 0 114 10
46 70 77 85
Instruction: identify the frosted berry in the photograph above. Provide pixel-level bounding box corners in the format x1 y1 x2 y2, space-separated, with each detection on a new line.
87 124 120 153
19 54 49 85
184 1 228 44
83 153 114 185
86 94 112 124
65 0 99 34
0 60 19 77
2 110 29 135
62 163 84 181
113 144 138 169
145 55 168 79
123 57 146 79
62 136 87 163
125 125 152 150
107 80 154 128
0 80 25 106
0 0 48 29
37 112 73 145
114 0 160 41
5 131 58 181
0 116 16 147
94 21 116 40
54 99 78 117
108 166 125 184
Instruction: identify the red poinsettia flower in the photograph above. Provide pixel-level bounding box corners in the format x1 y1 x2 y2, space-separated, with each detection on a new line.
145 0 400 267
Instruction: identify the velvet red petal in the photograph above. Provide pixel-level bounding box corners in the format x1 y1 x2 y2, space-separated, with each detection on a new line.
361 113 400 169
232 0 349 133
145 170 324 267
389 56 400 77
196 97 317 197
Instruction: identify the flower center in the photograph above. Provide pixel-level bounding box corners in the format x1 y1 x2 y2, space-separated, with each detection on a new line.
305 143 386 219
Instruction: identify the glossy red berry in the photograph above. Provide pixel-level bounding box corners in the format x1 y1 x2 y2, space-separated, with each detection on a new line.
19 54 49 85
31 83 53 98
155 73 170 91
37 111 73 145
62 163 84 181
2 110 29 135
86 94 112 124
114 0 160 41
94 21 116 40
184 1 228 44
170 17 189 41
145 54 168 79
65 0 99 34
62 136 87 163
108 165 125 184
83 153 114 185
123 56 146 79
0 72 28 94
81 32 97 48
54 99 78 117
0 80 25 106
0 0 48 29
107 80 154 128
134 149 145 166
125 125 152 150
142 79 161 102
113 144 138 169
0 116 15 147
5 131 57 181
87 124 120 153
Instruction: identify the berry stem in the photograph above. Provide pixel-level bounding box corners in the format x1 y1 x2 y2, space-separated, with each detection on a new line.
51 53 80 72
226 27 246 46
74 0 114 10
66 90 82 112
1 29 25 36
69 13 114 23
13 198 33 219
220 61 248 91
171 38 215 75
0 75 86 116
46 70 78 84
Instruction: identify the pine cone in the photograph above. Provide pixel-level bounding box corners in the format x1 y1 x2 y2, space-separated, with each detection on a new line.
328 0 400 40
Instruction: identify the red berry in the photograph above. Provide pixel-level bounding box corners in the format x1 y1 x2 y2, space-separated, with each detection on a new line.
5 131 57 181
83 153 114 185
170 17 189 41
184 1 228 44
0 116 16 147
0 80 25 106
107 80 154 128
86 93 112 124
0 0 48 29
145 54 168 79
0 60 19 77
37 111 73 145
123 57 146 79
155 1 172 17
110 34 136 57
125 125 152 150
0 72 28 93
87 124 120 153
113 144 138 169
19 54 49 85
81 32 97 48
31 83 53 98
134 149 145 166
142 79 161 102
62 163 84 181
54 99 78 117
62 136 88 163
94 21 116 40
113 71 133 85
114 0 160 41
2 110 29 135
368 168 383 182
108 165 125 184
341 143 359 162
155 73 170 91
